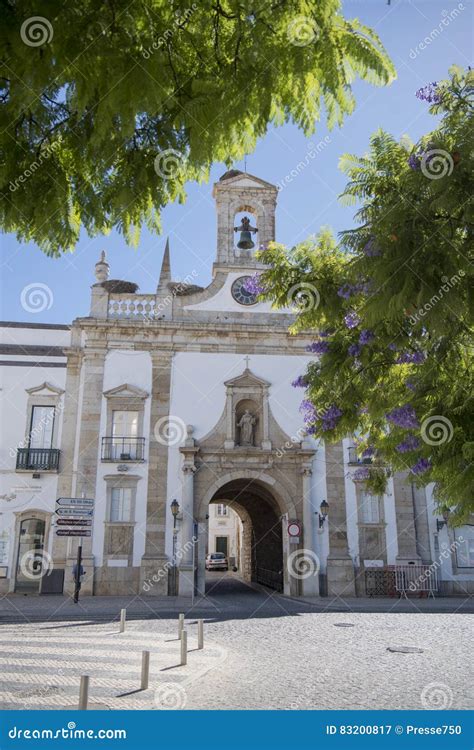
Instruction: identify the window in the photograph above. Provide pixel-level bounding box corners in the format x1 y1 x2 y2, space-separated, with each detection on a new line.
29 406 55 449
112 411 138 437
455 526 474 568
217 504 227 516
359 492 381 524
110 488 132 522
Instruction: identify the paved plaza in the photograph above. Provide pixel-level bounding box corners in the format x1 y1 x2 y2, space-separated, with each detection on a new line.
0 575 472 711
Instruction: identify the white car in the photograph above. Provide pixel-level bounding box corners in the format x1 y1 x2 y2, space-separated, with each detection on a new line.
205 553 228 571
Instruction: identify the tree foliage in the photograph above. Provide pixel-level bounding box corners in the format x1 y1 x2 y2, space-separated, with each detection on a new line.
255 66 474 522
0 0 395 254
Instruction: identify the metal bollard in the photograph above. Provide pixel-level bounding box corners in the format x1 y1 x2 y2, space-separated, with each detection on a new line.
78 675 89 710
180 630 187 666
178 612 184 639
141 650 150 690
198 619 204 650
119 608 126 633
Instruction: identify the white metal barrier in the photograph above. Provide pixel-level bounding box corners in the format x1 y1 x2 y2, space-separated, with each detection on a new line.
394 564 439 598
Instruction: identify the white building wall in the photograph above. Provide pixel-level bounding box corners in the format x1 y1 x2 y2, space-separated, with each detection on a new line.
93 350 152 567
0 324 69 590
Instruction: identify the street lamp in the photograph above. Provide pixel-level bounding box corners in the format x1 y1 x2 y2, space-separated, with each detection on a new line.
317 499 329 529
170 499 180 595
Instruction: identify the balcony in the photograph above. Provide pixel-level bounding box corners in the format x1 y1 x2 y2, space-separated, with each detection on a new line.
16 448 60 472
101 437 145 462
348 447 373 465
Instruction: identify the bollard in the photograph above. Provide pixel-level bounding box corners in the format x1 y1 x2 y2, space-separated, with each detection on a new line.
141 650 150 690
180 630 187 666
198 619 204 650
78 675 89 710
119 608 126 633
178 613 184 639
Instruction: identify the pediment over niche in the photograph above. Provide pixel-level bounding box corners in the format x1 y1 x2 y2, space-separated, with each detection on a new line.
103 383 149 400
224 368 270 390
26 382 64 396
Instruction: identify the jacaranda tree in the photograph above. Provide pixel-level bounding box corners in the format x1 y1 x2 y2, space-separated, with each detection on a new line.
250 66 473 522
0 0 395 254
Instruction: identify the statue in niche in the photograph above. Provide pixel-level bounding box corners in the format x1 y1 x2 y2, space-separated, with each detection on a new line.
237 410 257 446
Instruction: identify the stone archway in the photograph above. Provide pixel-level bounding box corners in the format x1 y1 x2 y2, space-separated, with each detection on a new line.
195 472 298 597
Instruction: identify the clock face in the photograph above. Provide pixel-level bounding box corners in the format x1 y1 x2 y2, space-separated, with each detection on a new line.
231 276 258 306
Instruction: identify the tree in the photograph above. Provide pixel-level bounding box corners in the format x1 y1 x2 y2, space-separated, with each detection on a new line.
251 66 474 522
0 1 395 254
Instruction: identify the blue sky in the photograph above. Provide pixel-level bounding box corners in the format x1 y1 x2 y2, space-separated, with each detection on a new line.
1 0 472 324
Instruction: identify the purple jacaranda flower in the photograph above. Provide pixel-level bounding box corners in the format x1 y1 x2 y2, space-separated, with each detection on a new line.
362 446 375 459
348 343 361 357
300 399 317 423
292 375 308 388
338 280 371 298
396 435 421 453
306 341 330 355
344 311 360 329
243 273 266 296
408 153 421 171
319 329 332 338
363 238 381 257
386 404 419 429
396 351 425 364
353 467 371 481
359 329 374 346
416 83 441 104
411 457 432 475
405 379 417 392
388 343 398 351
338 283 353 299
321 405 343 431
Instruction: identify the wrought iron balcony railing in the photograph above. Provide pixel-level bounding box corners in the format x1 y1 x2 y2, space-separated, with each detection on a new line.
101 437 145 462
16 448 60 471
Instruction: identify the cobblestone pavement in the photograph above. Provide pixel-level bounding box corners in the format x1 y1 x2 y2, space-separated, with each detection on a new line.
0 575 472 711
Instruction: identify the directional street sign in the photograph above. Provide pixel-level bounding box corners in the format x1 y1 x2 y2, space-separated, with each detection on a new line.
56 498 94 507
56 529 92 537
57 518 92 527
56 508 94 517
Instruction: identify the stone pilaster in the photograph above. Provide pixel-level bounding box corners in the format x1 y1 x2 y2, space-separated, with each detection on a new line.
325 442 356 596
52 343 83 571
140 352 173 595
392 472 422 563
301 466 319 596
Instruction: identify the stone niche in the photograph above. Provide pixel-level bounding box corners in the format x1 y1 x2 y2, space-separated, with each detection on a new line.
222 368 272 450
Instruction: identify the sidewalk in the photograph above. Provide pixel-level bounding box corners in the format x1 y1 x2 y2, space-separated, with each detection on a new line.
1 591 472 623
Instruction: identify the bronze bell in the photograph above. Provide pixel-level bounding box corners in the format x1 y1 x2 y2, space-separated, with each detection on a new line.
234 216 257 250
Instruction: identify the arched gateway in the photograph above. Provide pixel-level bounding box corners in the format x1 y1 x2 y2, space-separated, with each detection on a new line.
176 366 319 599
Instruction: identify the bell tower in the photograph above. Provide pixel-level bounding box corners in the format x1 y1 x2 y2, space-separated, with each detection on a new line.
212 170 278 268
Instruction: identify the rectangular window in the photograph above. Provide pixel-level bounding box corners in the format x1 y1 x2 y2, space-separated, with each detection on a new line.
455 526 474 568
112 411 138 437
360 492 381 524
217 504 227 516
110 488 132 522
29 406 55 449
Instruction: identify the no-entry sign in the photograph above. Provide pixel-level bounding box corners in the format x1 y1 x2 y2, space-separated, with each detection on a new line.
288 520 302 537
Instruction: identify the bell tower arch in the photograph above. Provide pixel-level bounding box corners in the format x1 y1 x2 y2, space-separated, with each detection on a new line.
212 170 278 267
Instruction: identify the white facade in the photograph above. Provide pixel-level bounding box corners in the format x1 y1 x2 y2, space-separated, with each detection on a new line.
1 170 472 597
